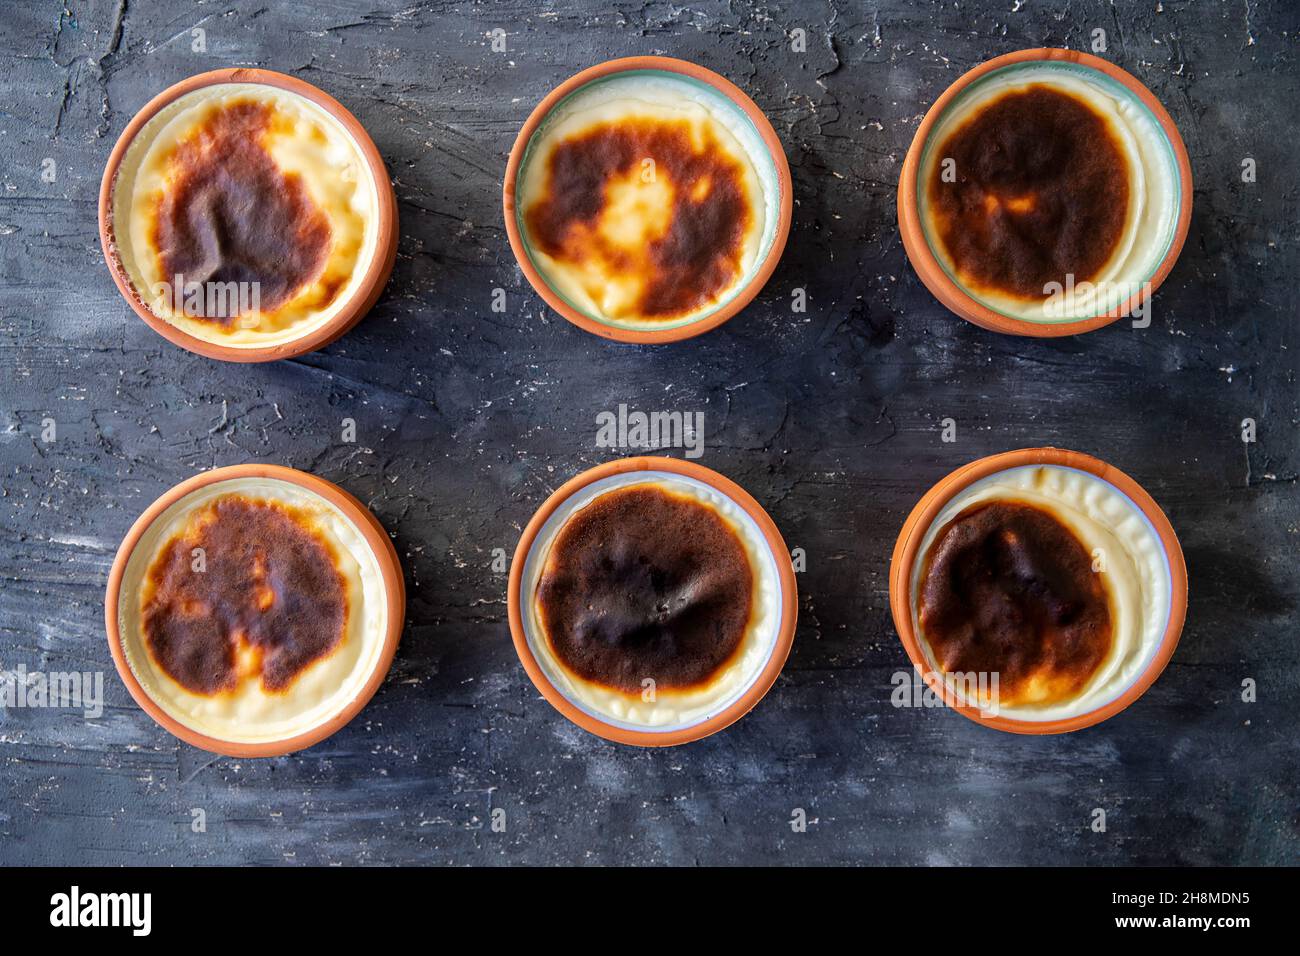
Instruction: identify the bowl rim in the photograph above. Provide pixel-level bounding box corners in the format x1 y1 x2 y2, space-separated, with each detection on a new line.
104 463 406 757
888 447 1188 734
897 48 1194 338
507 455 799 745
97 67 399 363
502 55 794 344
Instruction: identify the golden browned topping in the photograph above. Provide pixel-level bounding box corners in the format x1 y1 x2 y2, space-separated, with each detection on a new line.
918 499 1113 706
142 495 347 696
536 484 754 693
928 84 1130 299
152 101 336 323
525 118 752 321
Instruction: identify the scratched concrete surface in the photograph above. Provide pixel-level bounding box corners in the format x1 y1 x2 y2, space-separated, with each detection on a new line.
0 0 1296 866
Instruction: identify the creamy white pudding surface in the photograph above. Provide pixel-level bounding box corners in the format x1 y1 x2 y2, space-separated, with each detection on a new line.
117 477 388 744
920 63 1181 322
521 472 782 731
110 83 380 348
517 73 780 329
909 465 1172 721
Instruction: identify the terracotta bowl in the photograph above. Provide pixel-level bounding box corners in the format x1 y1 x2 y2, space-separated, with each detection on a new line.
98 68 399 363
105 464 405 757
503 56 793 344
889 447 1188 734
898 48 1193 337
508 456 798 745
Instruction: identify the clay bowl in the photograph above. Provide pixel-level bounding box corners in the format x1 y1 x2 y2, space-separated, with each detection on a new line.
508 456 798 745
105 463 405 756
889 447 1187 733
99 68 399 362
898 48 1193 337
504 56 793 344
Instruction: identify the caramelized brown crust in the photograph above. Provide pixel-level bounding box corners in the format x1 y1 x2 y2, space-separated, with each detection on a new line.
536 485 754 693
524 118 752 320
151 100 334 323
918 500 1113 705
928 84 1130 299
141 495 347 696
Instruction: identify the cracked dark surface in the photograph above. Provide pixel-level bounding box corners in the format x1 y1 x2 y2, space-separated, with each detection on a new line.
1 1 1297 866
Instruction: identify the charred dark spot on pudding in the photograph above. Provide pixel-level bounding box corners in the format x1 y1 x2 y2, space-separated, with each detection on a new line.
151 100 334 324
536 485 754 694
141 495 347 696
918 499 1113 706
525 118 752 321
928 84 1130 300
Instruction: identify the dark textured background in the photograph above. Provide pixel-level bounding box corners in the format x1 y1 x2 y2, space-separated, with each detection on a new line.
1 0 1296 866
